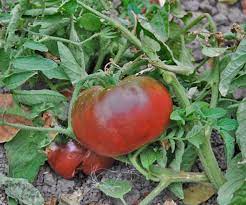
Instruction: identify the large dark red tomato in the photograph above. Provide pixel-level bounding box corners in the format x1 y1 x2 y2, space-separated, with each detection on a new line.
72 76 173 157
47 140 114 179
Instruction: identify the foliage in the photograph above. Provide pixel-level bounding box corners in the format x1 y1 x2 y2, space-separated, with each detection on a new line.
0 0 245 204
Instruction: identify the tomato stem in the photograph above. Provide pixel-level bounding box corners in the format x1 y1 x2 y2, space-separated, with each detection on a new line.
198 128 226 189
77 1 192 75
139 179 171 205
160 70 190 108
0 121 73 137
183 13 216 34
139 169 208 205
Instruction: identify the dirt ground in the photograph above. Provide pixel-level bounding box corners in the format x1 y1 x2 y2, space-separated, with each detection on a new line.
0 1 246 205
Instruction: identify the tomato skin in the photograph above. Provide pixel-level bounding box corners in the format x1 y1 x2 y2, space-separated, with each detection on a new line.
72 76 173 157
81 150 114 175
47 141 114 179
47 141 86 179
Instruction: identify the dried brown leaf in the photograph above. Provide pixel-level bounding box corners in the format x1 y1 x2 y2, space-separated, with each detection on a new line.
183 183 215 205
59 190 83 205
0 94 32 143
45 196 57 205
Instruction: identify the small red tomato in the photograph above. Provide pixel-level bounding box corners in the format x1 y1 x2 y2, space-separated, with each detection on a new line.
72 76 173 157
81 149 114 175
47 140 114 179
46 141 85 179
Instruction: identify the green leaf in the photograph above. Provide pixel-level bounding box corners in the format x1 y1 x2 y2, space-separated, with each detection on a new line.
140 148 157 170
181 144 198 171
0 48 10 71
186 125 204 148
231 74 246 89
202 107 227 119
218 155 246 205
13 56 58 71
78 13 102 32
220 130 235 164
230 183 246 205
59 0 78 15
4 130 48 182
98 179 132 200
202 47 228 57
156 148 167 168
236 99 246 161
57 42 87 84
13 89 66 106
169 141 184 199
34 15 70 35
169 183 184 199
217 118 238 131
42 66 69 80
170 109 185 125
2 71 37 89
23 40 48 52
139 4 169 43
0 174 44 205
69 21 86 70
169 141 185 170
140 32 160 60
219 39 246 96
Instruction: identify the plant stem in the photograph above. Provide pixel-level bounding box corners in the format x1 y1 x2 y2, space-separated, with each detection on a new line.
77 1 193 76
120 198 128 205
0 121 73 136
113 42 128 65
119 59 148 78
139 168 208 205
77 0 142 48
94 41 110 72
129 146 159 182
210 61 220 108
183 13 216 33
172 171 208 183
160 70 190 108
139 180 171 205
28 30 100 46
197 129 225 189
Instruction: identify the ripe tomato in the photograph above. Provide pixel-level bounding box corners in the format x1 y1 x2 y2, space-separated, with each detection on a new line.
81 150 114 175
47 140 114 179
46 141 85 179
72 76 173 157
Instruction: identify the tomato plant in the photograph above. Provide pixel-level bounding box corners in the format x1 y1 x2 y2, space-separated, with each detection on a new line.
0 0 245 205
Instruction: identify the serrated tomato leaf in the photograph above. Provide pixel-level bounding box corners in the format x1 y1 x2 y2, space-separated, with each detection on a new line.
13 89 66 106
23 40 48 52
98 179 132 200
4 130 48 182
217 155 246 205
2 71 37 89
0 174 44 205
219 39 246 96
